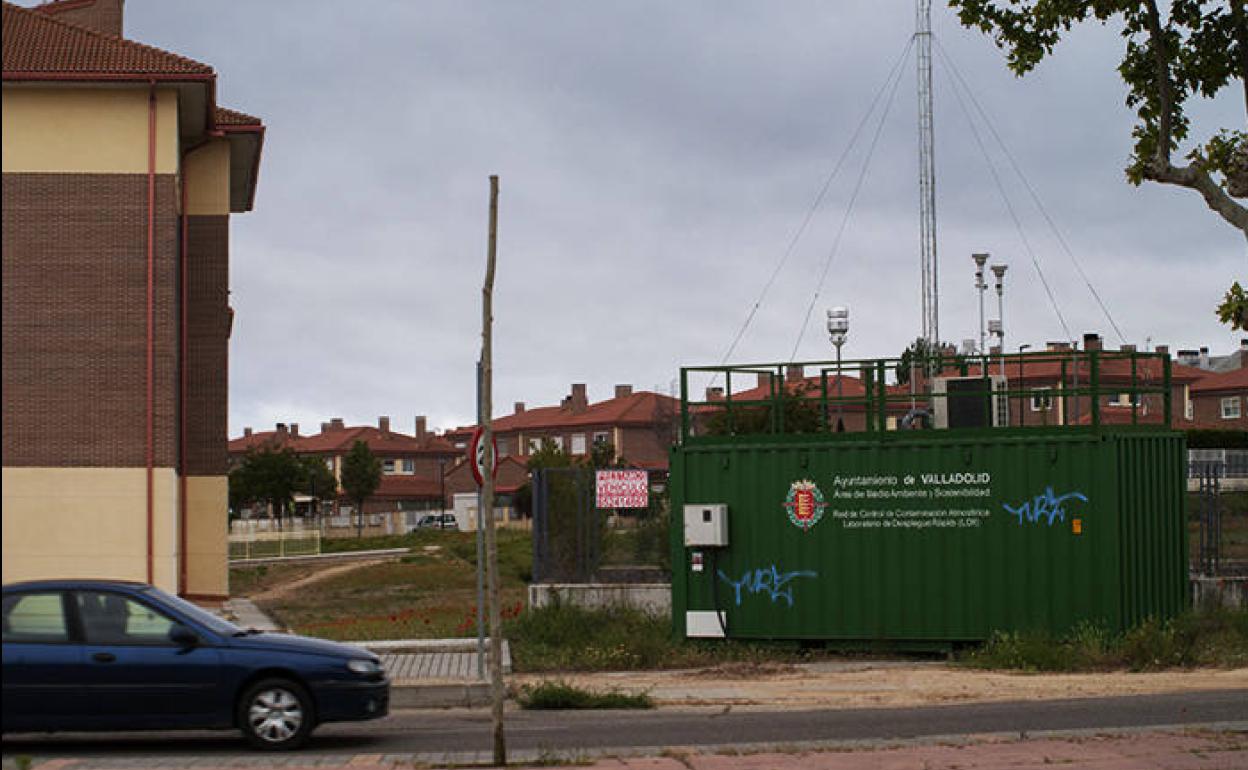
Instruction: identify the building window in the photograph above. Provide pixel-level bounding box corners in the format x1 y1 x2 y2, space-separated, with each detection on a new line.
1030 388 1053 411
1222 397 1242 419
324 457 334 470
527 437 542 454
549 436 563 451
571 434 587 455
498 438 509 457
1185 399 1194 420
383 459 396 474
402 458 414 473
1108 392 1140 407
593 431 610 446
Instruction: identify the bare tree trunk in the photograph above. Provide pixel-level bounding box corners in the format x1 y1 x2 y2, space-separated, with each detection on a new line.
482 175 506 765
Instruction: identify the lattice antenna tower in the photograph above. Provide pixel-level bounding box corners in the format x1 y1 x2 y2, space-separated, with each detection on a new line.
916 0 939 349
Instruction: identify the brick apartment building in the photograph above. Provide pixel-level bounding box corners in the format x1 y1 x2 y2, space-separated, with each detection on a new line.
2 0 264 600
440 383 679 506
228 416 462 520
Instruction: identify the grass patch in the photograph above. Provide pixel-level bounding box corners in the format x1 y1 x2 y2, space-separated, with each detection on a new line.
252 530 532 641
961 607 1248 672
516 680 653 710
506 601 830 672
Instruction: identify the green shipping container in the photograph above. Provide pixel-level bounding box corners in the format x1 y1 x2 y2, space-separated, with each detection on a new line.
671 430 1188 643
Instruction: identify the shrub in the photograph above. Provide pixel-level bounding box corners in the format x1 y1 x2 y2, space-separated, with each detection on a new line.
516 680 653 710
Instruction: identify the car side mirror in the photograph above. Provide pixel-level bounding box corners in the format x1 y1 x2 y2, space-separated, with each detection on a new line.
169 624 199 647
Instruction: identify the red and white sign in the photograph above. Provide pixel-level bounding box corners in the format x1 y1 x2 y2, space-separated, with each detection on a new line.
469 427 498 487
595 469 649 509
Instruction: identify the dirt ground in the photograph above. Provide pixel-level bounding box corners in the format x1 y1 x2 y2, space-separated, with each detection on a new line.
513 660 1248 710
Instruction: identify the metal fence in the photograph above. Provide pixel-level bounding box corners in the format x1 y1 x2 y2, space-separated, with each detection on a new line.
531 467 669 584
228 530 322 561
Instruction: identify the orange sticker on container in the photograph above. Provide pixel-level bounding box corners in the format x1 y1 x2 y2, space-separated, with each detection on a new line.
1072 518 1083 535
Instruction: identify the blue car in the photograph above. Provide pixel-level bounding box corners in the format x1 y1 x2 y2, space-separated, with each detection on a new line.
1 579 389 750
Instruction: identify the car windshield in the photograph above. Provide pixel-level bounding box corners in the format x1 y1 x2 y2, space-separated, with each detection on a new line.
142 587 242 637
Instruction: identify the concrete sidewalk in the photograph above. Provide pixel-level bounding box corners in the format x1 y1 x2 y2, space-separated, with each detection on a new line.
5 726 1245 769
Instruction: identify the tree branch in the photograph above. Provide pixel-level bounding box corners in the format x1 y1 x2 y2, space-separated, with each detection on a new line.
1144 160 1248 237
1142 0 1174 167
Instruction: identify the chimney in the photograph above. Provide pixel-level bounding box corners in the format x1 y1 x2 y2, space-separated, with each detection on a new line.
36 0 124 37
331 418 345 430
276 422 288 437
1241 338 1248 352
243 427 253 437
989 345 1001 356
1046 341 1071 352
785 364 804 383
1119 344 1136 353
414 415 427 442
514 402 526 414
290 423 300 437
378 416 391 435
320 421 331 433
1200 346 1210 369
757 372 772 389
614 384 633 399
1155 345 1169 357
705 386 724 401
1083 333 1102 352
570 383 588 414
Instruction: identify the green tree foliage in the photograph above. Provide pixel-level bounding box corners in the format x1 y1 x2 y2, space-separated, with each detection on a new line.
228 446 305 527
340 440 382 537
950 0 1247 238
298 455 338 518
703 385 822 435
1218 280 1248 329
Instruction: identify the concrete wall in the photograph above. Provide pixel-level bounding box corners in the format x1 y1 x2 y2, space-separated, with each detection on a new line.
528 582 671 615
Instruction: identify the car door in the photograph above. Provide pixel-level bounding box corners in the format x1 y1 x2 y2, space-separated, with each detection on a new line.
1 590 87 731
72 590 223 729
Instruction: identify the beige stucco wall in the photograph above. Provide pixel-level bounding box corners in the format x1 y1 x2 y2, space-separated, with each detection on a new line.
184 475 228 598
2 467 179 593
184 139 231 215
1 86 178 174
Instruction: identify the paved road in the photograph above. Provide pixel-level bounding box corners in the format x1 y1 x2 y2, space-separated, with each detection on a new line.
3 689 1245 763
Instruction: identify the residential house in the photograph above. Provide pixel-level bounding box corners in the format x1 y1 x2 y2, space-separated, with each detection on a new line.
228 416 461 536
487 384 679 471
2 0 264 601
1188 368 1248 430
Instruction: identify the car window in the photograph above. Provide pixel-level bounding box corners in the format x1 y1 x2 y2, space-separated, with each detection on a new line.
76 591 177 645
143 587 240 637
2 592 69 643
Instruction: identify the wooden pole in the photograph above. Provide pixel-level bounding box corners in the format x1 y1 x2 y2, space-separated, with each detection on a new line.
482 174 505 765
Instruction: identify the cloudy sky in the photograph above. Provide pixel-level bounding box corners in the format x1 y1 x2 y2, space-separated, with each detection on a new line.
117 2 1244 436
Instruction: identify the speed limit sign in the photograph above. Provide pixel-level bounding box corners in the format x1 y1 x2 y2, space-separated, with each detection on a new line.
469 427 498 486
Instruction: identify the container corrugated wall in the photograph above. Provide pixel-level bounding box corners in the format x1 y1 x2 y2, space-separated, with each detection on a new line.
671 430 1186 642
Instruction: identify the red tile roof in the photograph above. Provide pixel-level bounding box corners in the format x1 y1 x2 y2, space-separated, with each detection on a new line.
228 425 460 456
373 475 442 500
215 106 262 126
958 356 1205 385
491 391 677 432
1190 367 1248 394
698 375 912 413
2 2 213 76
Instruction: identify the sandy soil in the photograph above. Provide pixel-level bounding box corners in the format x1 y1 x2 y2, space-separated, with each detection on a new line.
513 661 1248 710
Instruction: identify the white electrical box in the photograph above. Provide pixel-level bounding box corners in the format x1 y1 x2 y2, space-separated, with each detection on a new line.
683 503 729 547
686 610 727 638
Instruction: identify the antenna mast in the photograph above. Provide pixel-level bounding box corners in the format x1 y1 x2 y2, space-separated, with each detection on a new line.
916 0 939 349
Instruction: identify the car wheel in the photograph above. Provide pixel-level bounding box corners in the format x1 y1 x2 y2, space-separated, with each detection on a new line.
237 678 314 750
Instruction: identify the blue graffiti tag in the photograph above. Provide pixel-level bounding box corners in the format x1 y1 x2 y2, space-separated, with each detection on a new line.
716 565 818 607
1002 487 1088 526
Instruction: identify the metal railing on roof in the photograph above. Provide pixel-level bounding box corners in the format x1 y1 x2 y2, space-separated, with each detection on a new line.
679 349 1173 442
